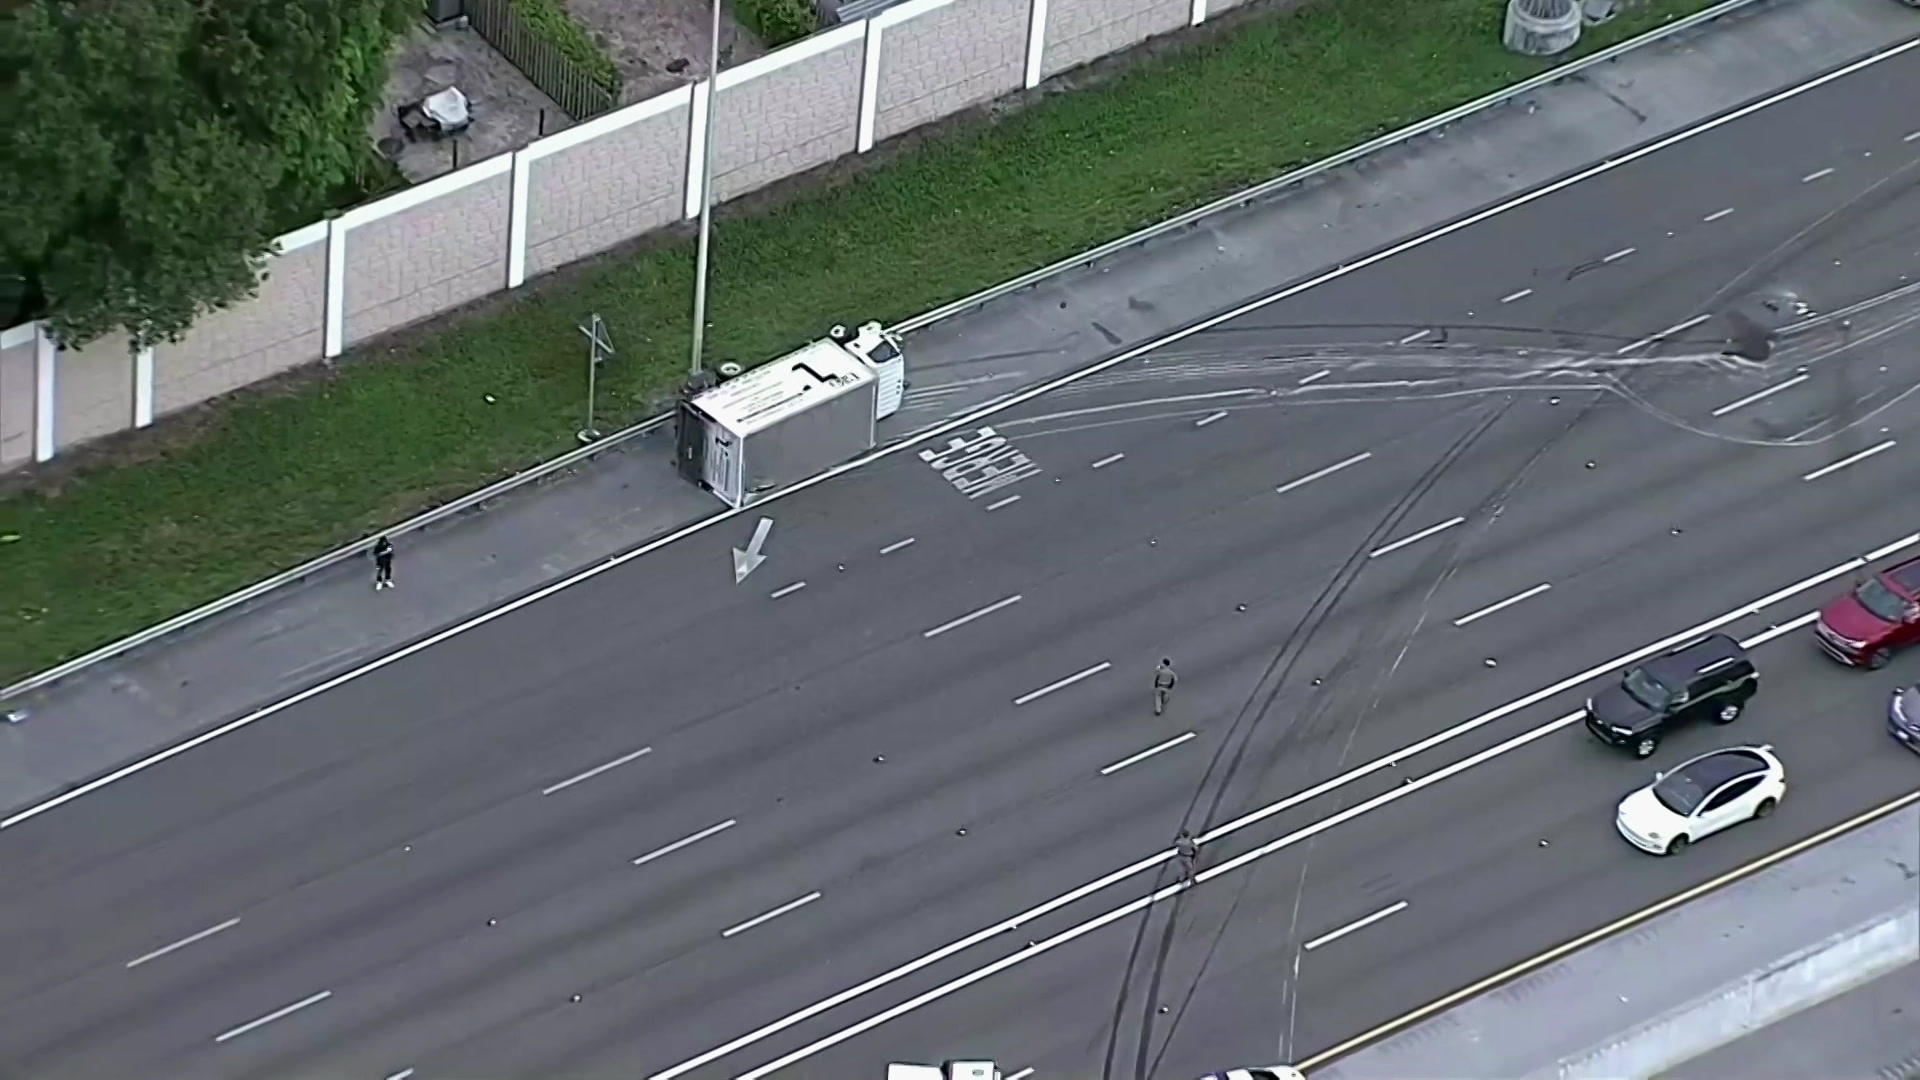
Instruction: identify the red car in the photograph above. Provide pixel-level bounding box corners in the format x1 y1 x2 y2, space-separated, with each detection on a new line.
1815 555 1920 669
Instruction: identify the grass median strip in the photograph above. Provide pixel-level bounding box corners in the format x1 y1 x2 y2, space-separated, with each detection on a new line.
0 0 1724 684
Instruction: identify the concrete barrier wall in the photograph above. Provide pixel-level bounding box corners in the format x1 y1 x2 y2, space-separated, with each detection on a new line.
2 0 1242 473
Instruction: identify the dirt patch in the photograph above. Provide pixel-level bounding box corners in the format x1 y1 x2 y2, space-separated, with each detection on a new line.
562 0 770 104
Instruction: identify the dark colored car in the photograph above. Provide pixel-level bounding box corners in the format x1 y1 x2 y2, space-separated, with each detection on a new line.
1815 555 1920 669
1891 685 1920 755
1584 633 1758 758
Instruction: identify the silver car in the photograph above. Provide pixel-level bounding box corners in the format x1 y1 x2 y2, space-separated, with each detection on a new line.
1890 684 1920 754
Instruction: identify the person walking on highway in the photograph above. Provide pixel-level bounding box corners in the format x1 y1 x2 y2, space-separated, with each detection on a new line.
1174 828 1200 884
372 536 395 591
1152 658 1178 716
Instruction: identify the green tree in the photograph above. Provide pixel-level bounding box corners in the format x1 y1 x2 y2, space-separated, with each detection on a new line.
0 0 412 349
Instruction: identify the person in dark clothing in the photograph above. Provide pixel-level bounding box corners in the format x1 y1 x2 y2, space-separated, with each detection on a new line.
1153 658 1178 716
373 536 395 590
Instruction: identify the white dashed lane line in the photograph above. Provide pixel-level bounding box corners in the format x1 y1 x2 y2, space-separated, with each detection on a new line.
540 746 653 797
880 537 916 555
1452 583 1552 628
1299 369 1331 385
1396 329 1432 345
1090 452 1125 470
214 991 332 1044
126 918 241 969
1275 452 1372 495
1099 732 1198 776
722 893 821 939
1602 246 1636 263
1368 516 1466 559
1500 288 1533 304
1014 662 1111 706
1617 313 1712 355
1712 373 1810 417
770 582 807 600
1802 166 1835 182
632 819 736 867
1803 439 1896 481
1196 410 1229 427
986 494 1021 511
923 595 1023 639
1302 900 1409 952
1704 207 1735 222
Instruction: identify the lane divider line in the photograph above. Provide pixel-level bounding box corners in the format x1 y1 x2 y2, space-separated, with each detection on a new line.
1300 370 1332 385
1014 662 1111 706
1603 247 1636 263
633 819 737 867
1295 786 1920 1071
1369 516 1467 559
1091 452 1126 470
1397 329 1432 345
1803 439 1896 481
541 746 653 797
1099 732 1198 776
1802 166 1835 182
1501 288 1533 304
214 990 331 1043
126 918 241 969
722 893 822 939
1704 207 1735 221
880 537 917 555
1276 452 1372 496
1303 900 1409 951
1452 583 1552 627
924 595 1024 639
986 494 1023 511
1712 374 1810 417
1196 410 1229 427
19 32 1916 838
650 532 1920 1080
770 582 807 600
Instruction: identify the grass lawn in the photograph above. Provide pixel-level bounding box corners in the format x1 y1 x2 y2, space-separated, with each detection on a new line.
0 0 1726 684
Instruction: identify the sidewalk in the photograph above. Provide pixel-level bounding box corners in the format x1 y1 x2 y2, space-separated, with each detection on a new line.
3 0 1914 820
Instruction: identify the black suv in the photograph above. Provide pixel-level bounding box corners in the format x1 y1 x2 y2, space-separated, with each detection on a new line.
1584 634 1758 758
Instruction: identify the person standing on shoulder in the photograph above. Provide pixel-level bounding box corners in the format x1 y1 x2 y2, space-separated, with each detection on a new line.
1174 828 1200 883
1153 658 1178 716
372 536 395 591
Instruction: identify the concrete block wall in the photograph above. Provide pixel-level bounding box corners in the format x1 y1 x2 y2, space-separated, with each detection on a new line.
2 0 1250 473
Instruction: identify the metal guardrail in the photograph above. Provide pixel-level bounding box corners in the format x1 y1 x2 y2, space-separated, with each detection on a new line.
0 0 1764 705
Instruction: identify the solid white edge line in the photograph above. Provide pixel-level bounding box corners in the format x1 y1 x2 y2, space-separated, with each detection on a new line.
1099 732 1198 776
1014 662 1111 706
540 745 653 796
770 582 807 599
722 892 822 938
1297 786 1920 1071
1090 452 1125 469
1302 900 1409 951
1452 583 1552 627
654 531 1920 1080
1711 373 1811 417
126 917 241 969
880 537 916 555
1368 516 1467 559
213 990 331 1043
1802 439 1896 481
731 608 1842 1077
924 595 1023 639
16 35 1919 838
1275 452 1372 495
633 819 738 867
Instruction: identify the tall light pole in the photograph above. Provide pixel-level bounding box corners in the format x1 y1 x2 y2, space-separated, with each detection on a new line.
688 0 723 377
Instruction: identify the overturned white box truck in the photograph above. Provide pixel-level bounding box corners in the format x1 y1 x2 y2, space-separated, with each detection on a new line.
675 321 906 508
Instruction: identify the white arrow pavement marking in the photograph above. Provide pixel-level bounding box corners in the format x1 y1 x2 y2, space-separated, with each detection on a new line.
733 517 775 583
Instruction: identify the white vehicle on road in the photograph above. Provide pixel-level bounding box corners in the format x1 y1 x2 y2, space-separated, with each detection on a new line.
1615 744 1786 855
1196 1068 1306 1080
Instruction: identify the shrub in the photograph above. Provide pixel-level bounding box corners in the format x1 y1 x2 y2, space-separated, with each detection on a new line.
508 0 621 94
736 0 819 48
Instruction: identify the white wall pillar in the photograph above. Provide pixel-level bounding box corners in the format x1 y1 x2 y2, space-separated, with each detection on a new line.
507 150 530 289
858 19 885 152
1025 0 1050 89
323 216 347 359
133 344 154 427
33 323 55 462
684 81 712 220
1190 0 1207 27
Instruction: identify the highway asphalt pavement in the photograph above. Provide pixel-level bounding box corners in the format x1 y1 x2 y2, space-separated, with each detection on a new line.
4 32 1920 1080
